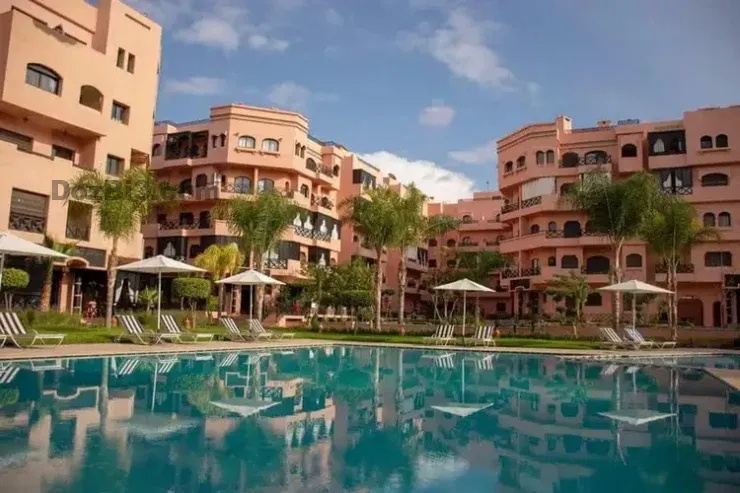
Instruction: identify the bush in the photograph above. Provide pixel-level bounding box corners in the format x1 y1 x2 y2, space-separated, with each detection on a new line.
22 310 85 329
1 268 29 308
172 277 211 328
0 388 19 406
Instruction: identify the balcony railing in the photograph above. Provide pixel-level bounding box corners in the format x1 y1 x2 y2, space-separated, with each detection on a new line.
501 202 519 214
501 196 542 215
9 212 45 234
293 225 336 243
655 263 695 274
221 183 253 195
660 186 693 196
266 258 288 269
66 225 90 241
502 266 541 279
460 241 479 247
559 154 612 168
319 164 334 177
306 160 318 171
581 265 610 275
545 229 606 239
311 196 334 210
158 219 211 230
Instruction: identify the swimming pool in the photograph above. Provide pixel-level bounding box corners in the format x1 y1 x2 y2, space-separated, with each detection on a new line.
0 346 738 492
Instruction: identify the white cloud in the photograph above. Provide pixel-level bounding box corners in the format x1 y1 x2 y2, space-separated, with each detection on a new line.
123 0 193 27
165 76 225 95
399 9 515 90
175 17 242 50
325 8 344 26
359 151 476 202
247 34 290 51
448 141 497 165
267 82 337 112
419 101 456 127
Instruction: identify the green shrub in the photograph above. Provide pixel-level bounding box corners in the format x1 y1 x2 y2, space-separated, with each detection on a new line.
172 277 211 329
22 310 85 329
1 268 29 309
0 388 19 406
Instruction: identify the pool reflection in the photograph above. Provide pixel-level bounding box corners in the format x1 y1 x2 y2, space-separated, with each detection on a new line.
0 348 739 492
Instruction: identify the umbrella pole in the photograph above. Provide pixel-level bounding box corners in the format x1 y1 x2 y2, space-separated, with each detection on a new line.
249 285 254 321
157 272 162 331
462 291 467 343
0 253 5 290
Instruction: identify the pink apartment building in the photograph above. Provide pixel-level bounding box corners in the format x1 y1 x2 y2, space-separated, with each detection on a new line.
0 0 161 312
496 106 740 328
145 104 345 313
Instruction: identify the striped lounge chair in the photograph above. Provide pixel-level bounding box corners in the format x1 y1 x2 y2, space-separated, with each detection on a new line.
116 315 180 345
249 319 295 339
425 325 455 346
471 326 496 346
161 314 216 343
0 312 65 348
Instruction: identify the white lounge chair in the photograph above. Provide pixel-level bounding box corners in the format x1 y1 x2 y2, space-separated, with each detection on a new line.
220 317 252 342
161 314 216 343
626 328 676 349
0 364 19 385
219 352 240 367
598 327 631 349
249 319 295 339
0 312 65 348
471 325 496 346
112 357 141 377
116 315 180 345
425 325 455 346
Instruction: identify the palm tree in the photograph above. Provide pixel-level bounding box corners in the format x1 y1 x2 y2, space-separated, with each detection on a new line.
69 167 171 327
214 190 300 320
194 243 244 315
546 272 590 336
639 193 719 340
341 187 404 331
38 235 76 312
567 171 658 330
394 184 459 324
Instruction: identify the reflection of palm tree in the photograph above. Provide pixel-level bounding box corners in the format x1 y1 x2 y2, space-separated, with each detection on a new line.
215 418 286 489
545 373 592 405
343 428 416 491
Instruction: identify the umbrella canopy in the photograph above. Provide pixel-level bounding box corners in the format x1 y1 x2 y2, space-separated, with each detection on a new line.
431 403 494 417
209 398 278 417
216 269 285 286
116 414 199 440
599 408 675 426
0 231 70 286
599 280 672 331
434 278 495 293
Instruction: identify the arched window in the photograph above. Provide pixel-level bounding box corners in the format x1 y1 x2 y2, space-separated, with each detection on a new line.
563 221 582 238
198 211 210 228
179 212 194 226
585 255 610 274
561 255 579 269
195 174 208 188
516 156 526 168
547 256 556 266
586 293 602 306
653 138 665 154
333 165 340 176
504 161 513 173
531 258 540 270
238 136 255 149
626 253 642 268
306 158 317 170
152 143 161 156
211 135 218 148
262 138 279 152
561 152 579 168
79 85 103 111
716 134 729 148
718 212 731 228
703 213 715 227
584 150 608 164
284 181 290 191
219 133 226 147
178 179 192 195
257 178 274 192
462 215 473 223
536 151 545 165
446 239 456 248
548 221 557 232
300 146 306 158
701 173 729 187
144 246 154 258
233 176 251 194
621 144 637 157
25 64 61 94
300 184 309 197
700 135 713 149
530 224 540 234
428 239 438 247
560 183 573 195
295 142 301 156
546 150 555 164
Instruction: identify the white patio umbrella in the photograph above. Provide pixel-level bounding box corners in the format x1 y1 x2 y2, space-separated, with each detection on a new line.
116 255 206 330
599 280 672 331
216 269 284 320
0 231 70 287
209 398 278 417
434 278 494 339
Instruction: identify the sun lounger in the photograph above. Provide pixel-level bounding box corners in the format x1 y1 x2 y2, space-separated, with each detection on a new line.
161 314 216 343
598 327 632 349
116 315 180 345
220 317 251 342
0 364 19 385
112 357 141 377
249 319 294 339
470 325 496 346
626 328 676 349
0 312 65 348
425 325 455 345
219 352 240 367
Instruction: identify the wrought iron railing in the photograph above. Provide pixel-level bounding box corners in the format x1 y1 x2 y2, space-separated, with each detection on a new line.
266 258 288 269
655 263 695 274
559 154 612 168
9 212 45 234
158 219 211 230
221 183 253 195
66 225 90 241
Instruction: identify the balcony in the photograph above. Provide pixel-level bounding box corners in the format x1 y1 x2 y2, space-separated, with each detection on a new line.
580 265 611 283
142 219 231 238
654 263 702 283
500 196 542 217
502 266 541 279
265 258 305 280
499 229 609 254
290 225 341 250
9 211 45 234
558 154 612 169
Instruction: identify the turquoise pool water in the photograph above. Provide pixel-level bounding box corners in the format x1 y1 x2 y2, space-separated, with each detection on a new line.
0 347 739 492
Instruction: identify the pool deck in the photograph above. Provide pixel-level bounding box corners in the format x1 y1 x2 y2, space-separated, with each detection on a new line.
0 339 735 361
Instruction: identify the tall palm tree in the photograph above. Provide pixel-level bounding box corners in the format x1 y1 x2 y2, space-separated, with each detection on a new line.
70 167 171 327
194 243 244 315
38 235 76 312
639 193 719 340
214 190 300 320
394 184 459 324
341 187 404 331
567 171 658 331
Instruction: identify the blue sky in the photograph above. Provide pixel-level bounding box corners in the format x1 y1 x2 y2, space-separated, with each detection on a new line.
125 0 740 202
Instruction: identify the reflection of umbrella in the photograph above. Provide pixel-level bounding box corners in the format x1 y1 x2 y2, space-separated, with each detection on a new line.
117 255 206 330
217 269 284 320
431 403 493 417
599 280 672 330
117 414 198 440
434 278 494 338
209 398 278 417
0 231 69 287
599 408 675 426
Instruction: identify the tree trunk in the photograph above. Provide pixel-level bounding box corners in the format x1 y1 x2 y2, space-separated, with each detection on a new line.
217 283 225 317
39 262 54 312
397 256 407 324
105 238 119 328
666 267 674 329
374 248 383 331
611 242 624 333
671 266 679 341
255 252 264 321
573 305 580 337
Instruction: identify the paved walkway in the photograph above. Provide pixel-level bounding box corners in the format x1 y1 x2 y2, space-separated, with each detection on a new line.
0 339 734 361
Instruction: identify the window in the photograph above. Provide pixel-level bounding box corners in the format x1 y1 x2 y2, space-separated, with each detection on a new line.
295 143 301 155
189 245 200 258
105 155 123 176
198 211 210 228
705 252 732 267
179 212 194 226
352 235 359 243
504 161 513 173
262 139 279 152
561 152 579 168
300 184 309 197
52 145 74 161
195 174 208 188
0 127 33 152
584 150 608 164
111 101 129 124
621 144 638 157
333 165 340 176
446 239 456 247
9 188 48 234
530 224 540 234
653 138 665 154
117 48 125 68
703 213 716 227
462 215 473 223
561 255 579 269
234 176 251 194
586 293 602 306
152 143 162 156
126 53 136 73
238 136 255 149
144 247 154 258
702 173 728 187
626 253 643 268
212 135 218 148
178 179 192 195
716 134 729 148
547 256 556 267
563 221 582 238
428 239 438 247
585 255 610 274
257 178 274 192
658 167 692 194
536 151 545 165
78 85 103 111
548 221 557 232
220 134 226 147
516 156 526 168
719 212 731 228
649 130 686 155
532 258 540 270
25 64 61 95
546 150 555 164
700 135 713 149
